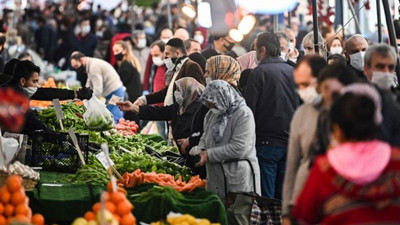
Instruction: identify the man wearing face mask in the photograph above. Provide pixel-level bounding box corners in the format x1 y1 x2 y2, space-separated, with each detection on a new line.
201 34 237 60
132 30 150 82
344 34 369 79
294 55 327 104
244 32 299 199
133 38 204 107
74 18 98 57
364 43 400 104
276 32 296 67
283 28 304 64
142 40 167 97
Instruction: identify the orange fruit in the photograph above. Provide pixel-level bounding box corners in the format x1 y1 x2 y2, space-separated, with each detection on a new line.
105 202 116 214
0 203 4 214
6 217 12 225
15 204 29 216
13 214 30 223
113 214 121 223
0 215 6 225
32 213 45 225
0 189 10 204
116 200 132 216
84 211 96 221
117 187 127 196
92 202 101 214
4 204 14 217
121 214 136 225
110 192 125 204
6 175 22 193
11 191 26 205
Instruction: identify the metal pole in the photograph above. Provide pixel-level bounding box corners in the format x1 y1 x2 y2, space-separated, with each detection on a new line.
312 0 319 53
167 0 173 29
288 11 292 28
347 0 362 34
382 0 400 82
340 0 345 38
273 14 279 32
377 0 382 42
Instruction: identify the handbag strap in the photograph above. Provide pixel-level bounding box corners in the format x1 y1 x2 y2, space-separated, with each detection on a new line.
221 158 257 199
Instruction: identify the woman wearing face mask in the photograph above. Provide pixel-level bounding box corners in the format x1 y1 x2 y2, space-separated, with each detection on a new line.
293 83 400 225
327 37 344 56
113 40 142 123
190 80 261 201
282 64 360 225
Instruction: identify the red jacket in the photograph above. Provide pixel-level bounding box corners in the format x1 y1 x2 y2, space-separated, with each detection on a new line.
293 147 400 225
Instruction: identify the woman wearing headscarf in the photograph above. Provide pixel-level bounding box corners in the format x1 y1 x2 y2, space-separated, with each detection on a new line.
204 55 242 94
117 77 204 156
191 80 261 201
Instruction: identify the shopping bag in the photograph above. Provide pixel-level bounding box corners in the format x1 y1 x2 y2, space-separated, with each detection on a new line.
83 95 114 131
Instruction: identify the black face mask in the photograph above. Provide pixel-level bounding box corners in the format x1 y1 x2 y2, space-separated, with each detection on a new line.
224 41 235 52
75 65 85 74
0 36 6 45
115 53 124 61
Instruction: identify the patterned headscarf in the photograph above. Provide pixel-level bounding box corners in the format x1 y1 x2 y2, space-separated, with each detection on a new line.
174 77 205 112
200 80 246 143
205 55 241 84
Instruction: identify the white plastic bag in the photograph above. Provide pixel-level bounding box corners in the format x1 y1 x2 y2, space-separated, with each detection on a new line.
83 95 114 131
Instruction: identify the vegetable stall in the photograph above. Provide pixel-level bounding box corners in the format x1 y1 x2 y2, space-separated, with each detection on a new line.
5 100 228 225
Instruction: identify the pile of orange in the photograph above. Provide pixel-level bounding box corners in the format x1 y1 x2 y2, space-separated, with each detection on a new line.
84 182 136 225
0 175 45 225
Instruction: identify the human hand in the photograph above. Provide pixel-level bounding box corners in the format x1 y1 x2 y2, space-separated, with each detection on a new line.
116 101 139 113
177 138 189 154
133 98 145 106
76 87 93 99
195 150 208 167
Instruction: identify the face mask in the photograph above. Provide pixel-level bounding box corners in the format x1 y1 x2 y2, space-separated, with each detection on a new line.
280 52 287 61
210 108 221 115
349 51 365 72
289 42 295 52
137 39 147 49
81 25 91 34
0 36 6 45
225 42 235 51
254 51 260 65
164 58 176 71
194 34 204 44
205 77 212 85
152 56 164 66
371 71 395 90
96 31 103 38
174 91 184 106
75 65 85 74
115 52 124 61
298 86 319 104
161 38 170 44
22 87 38 98
330 47 343 55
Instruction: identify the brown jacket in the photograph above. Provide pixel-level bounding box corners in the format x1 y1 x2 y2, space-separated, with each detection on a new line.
146 57 205 104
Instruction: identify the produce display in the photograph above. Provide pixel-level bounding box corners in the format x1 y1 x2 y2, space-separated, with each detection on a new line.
1 162 40 181
119 169 205 192
30 78 57 108
66 152 192 185
85 114 114 131
151 214 220 225
0 175 45 225
38 102 86 131
113 119 139 136
72 182 136 225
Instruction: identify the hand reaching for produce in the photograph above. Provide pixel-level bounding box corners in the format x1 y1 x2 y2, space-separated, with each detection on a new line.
177 138 189 154
77 87 93 100
195 150 208 167
133 97 145 106
116 101 140 113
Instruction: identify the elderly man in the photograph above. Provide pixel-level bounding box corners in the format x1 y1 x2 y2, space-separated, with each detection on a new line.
174 28 190 41
184 39 202 55
283 28 304 64
160 28 173 43
344 34 369 79
276 32 295 67
201 34 237 59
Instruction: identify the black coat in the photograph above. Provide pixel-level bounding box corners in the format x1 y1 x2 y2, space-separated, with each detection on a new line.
116 61 141 123
377 87 400 147
244 56 299 148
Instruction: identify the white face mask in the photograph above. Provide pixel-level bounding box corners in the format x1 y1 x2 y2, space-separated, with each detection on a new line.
174 91 184 106
280 52 287 61
349 51 366 72
298 86 319 104
194 34 204 44
210 108 221 115
289 42 295 52
23 87 38 98
371 71 395 90
152 56 164 66
164 58 175 71
137 39 147 49
205 77 212 85
81 25 91 34
161 38 170 44
330 47 343 55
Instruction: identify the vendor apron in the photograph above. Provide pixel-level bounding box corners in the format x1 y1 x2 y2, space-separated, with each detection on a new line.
106 86 125 123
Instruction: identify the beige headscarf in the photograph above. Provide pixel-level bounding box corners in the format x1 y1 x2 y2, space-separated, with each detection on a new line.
205 55 241 85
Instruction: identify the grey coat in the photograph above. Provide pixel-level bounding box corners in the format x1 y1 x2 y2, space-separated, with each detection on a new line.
197 105 261 201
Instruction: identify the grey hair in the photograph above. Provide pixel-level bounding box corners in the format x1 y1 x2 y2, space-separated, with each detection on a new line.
302 31 326 58
364 43 398 67
275 32 290 48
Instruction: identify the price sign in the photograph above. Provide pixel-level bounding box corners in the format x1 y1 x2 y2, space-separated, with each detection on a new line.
52 99 64 130
96 151 114 169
